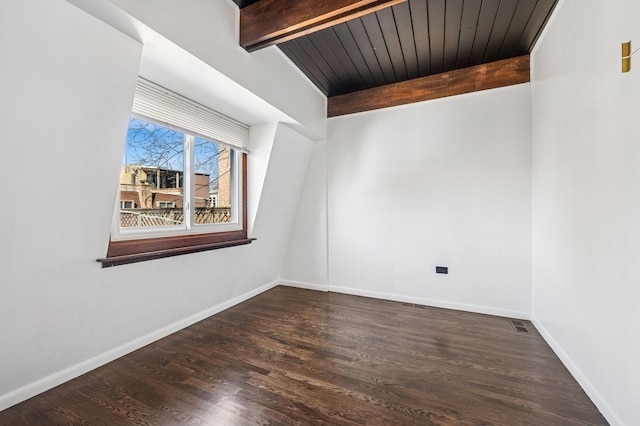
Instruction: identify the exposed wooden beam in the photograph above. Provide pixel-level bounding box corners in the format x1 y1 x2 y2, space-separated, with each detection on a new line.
240 0 406 52
328 55 531 117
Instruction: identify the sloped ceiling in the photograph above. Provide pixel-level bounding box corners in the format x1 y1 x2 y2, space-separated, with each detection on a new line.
234 0 558 116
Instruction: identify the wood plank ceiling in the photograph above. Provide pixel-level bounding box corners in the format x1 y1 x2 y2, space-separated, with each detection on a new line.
234 0 558 116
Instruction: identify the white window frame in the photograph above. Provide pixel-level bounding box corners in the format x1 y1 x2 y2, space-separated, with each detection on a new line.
112 130 243 241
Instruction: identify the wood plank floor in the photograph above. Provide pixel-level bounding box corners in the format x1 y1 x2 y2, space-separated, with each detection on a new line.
0 286 607 425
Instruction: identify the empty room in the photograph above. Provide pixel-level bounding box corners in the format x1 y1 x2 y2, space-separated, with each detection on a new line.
0 0 638 424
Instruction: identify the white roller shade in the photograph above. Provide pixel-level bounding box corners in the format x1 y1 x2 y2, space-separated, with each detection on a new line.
132 77 250 152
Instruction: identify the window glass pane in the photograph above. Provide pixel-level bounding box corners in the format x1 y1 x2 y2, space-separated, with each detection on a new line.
120 118 185 228
194 137 233 224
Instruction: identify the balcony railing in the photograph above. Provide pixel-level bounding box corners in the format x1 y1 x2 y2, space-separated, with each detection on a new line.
120 208 232 227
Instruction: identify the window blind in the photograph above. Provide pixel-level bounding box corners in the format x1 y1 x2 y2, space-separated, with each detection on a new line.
132 77 250 152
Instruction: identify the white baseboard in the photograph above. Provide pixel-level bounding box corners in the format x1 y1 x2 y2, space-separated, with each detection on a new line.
0 280 279 412
279 281 529 319
329 285 530 319
531 316 623 426
279 279 329 292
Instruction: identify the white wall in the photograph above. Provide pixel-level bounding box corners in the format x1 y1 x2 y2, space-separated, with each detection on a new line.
531 1 640 424
243 124 315 286
0 0 141 400
0 0 319 410
280 140 329 289
283 84 533 317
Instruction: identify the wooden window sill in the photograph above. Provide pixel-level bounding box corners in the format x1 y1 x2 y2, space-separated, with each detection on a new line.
97 232 255 267
100 153 250 268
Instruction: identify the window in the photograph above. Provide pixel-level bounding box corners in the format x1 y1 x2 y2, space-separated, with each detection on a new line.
99 78 252 267
156 201 176 209
120 200 135 209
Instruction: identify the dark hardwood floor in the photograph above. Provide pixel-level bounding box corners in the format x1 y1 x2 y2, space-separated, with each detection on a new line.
0 286 607 425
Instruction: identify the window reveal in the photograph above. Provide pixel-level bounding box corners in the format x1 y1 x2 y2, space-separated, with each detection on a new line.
99 78 252 267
